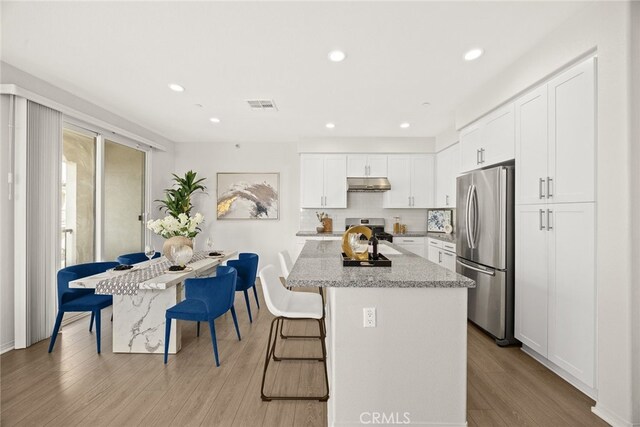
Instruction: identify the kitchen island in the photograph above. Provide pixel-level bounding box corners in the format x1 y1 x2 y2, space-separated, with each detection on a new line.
287 240 474 426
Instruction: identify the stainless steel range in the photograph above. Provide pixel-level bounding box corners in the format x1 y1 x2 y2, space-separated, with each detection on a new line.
345 218 393 243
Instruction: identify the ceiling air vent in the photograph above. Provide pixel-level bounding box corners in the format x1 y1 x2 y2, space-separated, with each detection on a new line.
246 99 278 111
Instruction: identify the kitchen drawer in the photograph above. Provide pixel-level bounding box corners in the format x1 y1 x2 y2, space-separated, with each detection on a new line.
442 242 456 252
395 237 425 245
427 238 443 249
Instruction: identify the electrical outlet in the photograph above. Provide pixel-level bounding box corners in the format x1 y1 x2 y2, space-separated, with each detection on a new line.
363 307 376 328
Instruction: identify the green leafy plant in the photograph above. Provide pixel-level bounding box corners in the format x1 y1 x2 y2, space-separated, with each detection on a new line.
156 170 207 218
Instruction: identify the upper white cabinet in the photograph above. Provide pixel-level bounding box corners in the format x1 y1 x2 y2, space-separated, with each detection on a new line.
300 154 347 208
460 103 515 172
436 143 460 207
384 154 434 208
347 154 388 177
516 57 596 205
548 59 596 204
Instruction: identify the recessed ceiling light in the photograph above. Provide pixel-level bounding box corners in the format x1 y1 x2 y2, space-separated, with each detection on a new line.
328 50 346 62
209 117 220 123
422 102 431 107
464 48 484 61
400 122 410 129
195 103 203 108
326 122 336 129
168 83 185 92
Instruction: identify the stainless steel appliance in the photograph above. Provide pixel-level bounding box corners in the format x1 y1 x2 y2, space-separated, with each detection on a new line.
347 177 391 192
345 218 393 243
456 164 517 346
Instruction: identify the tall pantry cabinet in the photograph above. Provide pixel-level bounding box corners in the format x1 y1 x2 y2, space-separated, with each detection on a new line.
514 57 597 392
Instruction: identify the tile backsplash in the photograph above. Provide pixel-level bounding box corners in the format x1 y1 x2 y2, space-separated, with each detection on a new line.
300 192 455 233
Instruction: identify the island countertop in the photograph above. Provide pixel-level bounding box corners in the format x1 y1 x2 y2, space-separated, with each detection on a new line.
287 240 475 288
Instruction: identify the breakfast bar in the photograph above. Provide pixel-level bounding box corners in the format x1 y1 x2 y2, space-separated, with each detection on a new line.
287 240 475 426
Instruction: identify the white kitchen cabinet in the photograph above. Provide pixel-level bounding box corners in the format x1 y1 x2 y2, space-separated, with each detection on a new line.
516 86 549 205
459 103 515 173
395 236 425 258
515 204 549 356
548 58 596 204
460 124 482 173
300 154 347 208
482 104 515 166
547 203 595 387
384 154 434 208
427 238 456 272
516 57 595 205
436 143 460 207
514 203 595 388
347 154 387 177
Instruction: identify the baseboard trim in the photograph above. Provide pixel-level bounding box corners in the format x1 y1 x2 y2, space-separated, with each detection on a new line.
592 403 636 427
521 345 597 399
1 341 15 354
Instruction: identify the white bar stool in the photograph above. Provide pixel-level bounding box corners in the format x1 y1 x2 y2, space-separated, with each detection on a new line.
258 265 329 402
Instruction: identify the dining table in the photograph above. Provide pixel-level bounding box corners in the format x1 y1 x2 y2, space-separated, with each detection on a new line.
69 250 237 354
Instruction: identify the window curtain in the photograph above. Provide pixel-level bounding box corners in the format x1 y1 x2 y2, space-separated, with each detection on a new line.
14 100 62 347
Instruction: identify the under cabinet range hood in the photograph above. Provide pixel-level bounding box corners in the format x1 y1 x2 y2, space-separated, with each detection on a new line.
347 177 391 192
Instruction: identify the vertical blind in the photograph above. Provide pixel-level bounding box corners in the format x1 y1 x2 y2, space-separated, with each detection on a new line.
23 101 61 346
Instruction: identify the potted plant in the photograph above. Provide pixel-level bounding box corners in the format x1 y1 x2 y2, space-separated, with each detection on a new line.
147 170 207 259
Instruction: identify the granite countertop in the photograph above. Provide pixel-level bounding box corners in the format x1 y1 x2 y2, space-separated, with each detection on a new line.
287 240 474 289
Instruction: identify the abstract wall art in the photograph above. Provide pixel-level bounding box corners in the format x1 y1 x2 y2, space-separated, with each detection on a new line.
216 173 279 220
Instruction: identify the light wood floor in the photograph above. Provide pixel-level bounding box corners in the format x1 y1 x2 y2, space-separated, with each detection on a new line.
1 286 608 427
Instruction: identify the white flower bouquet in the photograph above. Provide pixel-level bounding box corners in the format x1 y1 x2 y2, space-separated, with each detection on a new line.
146 212 204 238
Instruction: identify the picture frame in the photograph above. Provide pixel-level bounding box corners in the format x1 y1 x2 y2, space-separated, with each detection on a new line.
427 209 453 233
216 172 280 220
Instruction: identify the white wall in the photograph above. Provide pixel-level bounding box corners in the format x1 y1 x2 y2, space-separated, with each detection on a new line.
630 2 640 423
1 95 16 353
454 3 637 424
435 126 459 152
173 142 300 271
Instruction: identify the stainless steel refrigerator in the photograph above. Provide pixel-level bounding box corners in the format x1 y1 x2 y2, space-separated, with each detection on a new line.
456 164 517 346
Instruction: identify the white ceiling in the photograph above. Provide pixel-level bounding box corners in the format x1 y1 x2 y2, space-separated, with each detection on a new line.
1 1 589 144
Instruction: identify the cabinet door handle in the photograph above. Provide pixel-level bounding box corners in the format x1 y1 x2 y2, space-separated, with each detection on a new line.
408 196 411 206
547 177 553 198
539 178 546 199
480 148 485 164
446 195 449 206
547 209 553 231
439 251 443 263
412 196 415 206
539 209 546 230
476 149 481 165
444 251 454 257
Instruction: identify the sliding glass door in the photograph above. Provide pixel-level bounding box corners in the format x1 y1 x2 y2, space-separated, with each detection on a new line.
61 127 97 267
103 140 145 261
61 124 148 267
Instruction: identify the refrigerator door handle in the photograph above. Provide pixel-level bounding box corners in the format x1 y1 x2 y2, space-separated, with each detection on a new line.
470 184 478 249
465 185 473 249
539 177 546 199
456 259 496 276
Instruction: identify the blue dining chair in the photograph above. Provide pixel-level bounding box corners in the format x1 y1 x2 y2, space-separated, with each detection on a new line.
164 265 241 366
227 253 260 323
48 261 118 354
116 251 160 265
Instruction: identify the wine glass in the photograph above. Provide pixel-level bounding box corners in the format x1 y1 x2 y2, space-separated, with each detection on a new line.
206 236 214 253
144 245 155 262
